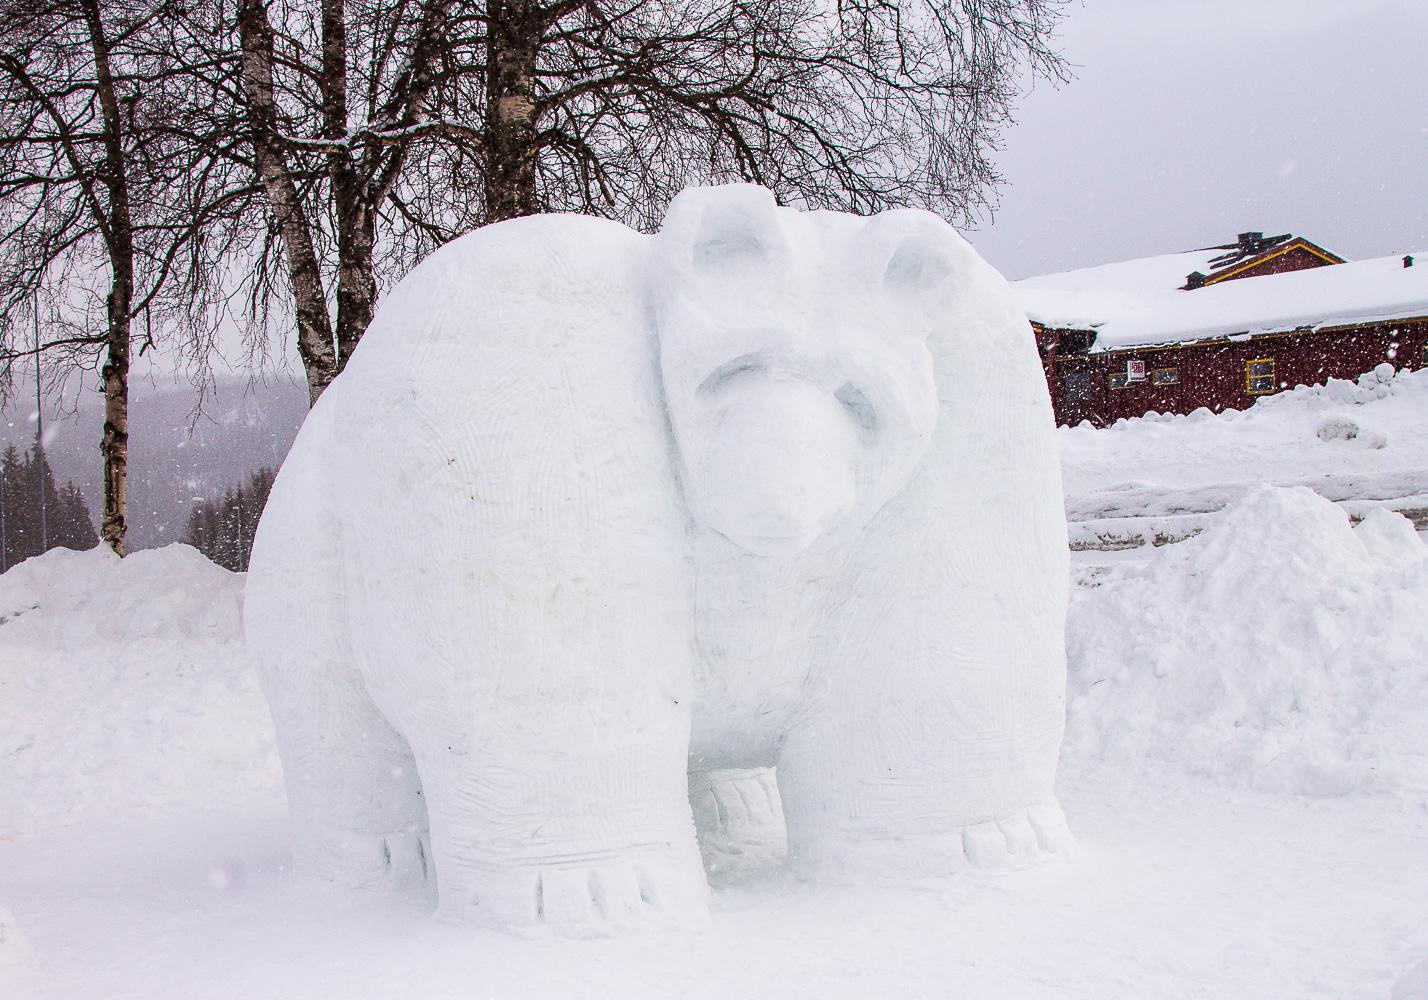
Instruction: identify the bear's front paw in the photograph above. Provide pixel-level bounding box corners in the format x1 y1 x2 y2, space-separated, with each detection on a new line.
961 799 1074 869
442 845 710 937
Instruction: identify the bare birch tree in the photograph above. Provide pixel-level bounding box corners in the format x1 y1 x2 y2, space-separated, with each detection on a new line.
486 0 1070 229
3 0 1068 440
0 0 259 555
0 0 149 554
223 0 478 403
201 0 1066 405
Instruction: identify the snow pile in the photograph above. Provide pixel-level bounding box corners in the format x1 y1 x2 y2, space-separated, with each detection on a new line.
0 546 280 835
1065 486 1428 796
1262 362 1405 454
1061 367 1428 521
1258 359 1403 408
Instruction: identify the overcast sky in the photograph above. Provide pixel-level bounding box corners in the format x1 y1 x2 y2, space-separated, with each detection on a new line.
965 0 1428 279
134 0 1428 383
11 0 1428 396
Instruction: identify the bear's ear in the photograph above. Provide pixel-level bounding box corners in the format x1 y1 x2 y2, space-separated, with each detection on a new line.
666 185 790 279
882 237 953 295
861 209 964 301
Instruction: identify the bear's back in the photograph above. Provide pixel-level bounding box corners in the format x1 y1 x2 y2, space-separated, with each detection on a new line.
251 215 695 737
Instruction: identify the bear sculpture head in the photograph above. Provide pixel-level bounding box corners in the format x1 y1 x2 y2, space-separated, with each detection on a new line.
651 185 961 557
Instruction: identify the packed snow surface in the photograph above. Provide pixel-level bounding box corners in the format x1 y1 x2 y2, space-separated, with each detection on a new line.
4 481 1428 996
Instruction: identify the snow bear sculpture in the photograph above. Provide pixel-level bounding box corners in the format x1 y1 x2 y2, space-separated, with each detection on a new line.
245 184 1071 935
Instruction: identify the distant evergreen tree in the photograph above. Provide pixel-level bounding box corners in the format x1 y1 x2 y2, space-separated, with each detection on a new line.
0 445 23 572
25 447 62 550
57 482 99 550
184 501 216 564
0 445 98 573
185 467 277 572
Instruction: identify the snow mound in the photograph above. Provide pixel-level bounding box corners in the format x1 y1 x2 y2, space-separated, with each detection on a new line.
1314 414 1387 449
0 546 280 835
1064 365 1427 442
0 544 239 643
1065 486 1428 796
1258 362 1410 411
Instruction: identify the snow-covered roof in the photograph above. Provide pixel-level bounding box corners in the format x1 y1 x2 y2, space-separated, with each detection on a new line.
1015 252 1428 352
1014 247 1238 295
1018 234 1309 295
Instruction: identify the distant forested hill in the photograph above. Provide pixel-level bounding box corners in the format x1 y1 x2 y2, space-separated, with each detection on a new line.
0 377 307 551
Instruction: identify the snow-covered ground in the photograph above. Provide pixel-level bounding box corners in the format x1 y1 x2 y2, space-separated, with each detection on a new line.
2 769 1424 1000
3 378 1428 999
1063 366 1428 546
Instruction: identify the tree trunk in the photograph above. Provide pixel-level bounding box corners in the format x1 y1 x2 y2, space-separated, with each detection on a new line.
321 0 377 375
81 0 131 556
334 202 377 373
238 0 339 405
485 0 541 222
99 305 129 556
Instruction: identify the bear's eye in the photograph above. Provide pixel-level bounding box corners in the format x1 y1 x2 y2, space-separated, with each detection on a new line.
697 354 766 396
835 383 878 435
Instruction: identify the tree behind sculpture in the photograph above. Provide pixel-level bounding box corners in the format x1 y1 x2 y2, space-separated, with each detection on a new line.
186 467 277 572
0 1 237 557
483 0 1071 229
207 0 1069 404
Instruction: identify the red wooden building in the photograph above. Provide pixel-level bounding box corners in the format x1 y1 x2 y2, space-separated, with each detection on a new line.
1016 233 1428 426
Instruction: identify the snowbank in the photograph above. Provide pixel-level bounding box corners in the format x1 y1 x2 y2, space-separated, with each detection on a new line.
1062 366 1428 523
0 545 280 835
1065 485 1428 796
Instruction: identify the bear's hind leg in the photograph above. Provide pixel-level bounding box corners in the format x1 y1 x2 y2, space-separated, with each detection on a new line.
245 431 430 888
266 664 432 890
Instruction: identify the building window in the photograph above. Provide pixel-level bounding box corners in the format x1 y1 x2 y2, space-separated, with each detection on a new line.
1246 358 1276 394
1060 369 1092 401
1109 372 1131 390
1151 367 1180 386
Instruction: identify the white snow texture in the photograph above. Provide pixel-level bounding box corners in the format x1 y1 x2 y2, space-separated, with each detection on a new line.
0 545 278 835
1067 486 1428 797
243 185 1071 935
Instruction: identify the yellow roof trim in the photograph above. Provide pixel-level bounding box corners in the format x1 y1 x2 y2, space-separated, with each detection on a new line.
1201 240 1344 287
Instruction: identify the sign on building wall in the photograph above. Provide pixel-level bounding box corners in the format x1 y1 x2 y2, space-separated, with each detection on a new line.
1126 359 1146 382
